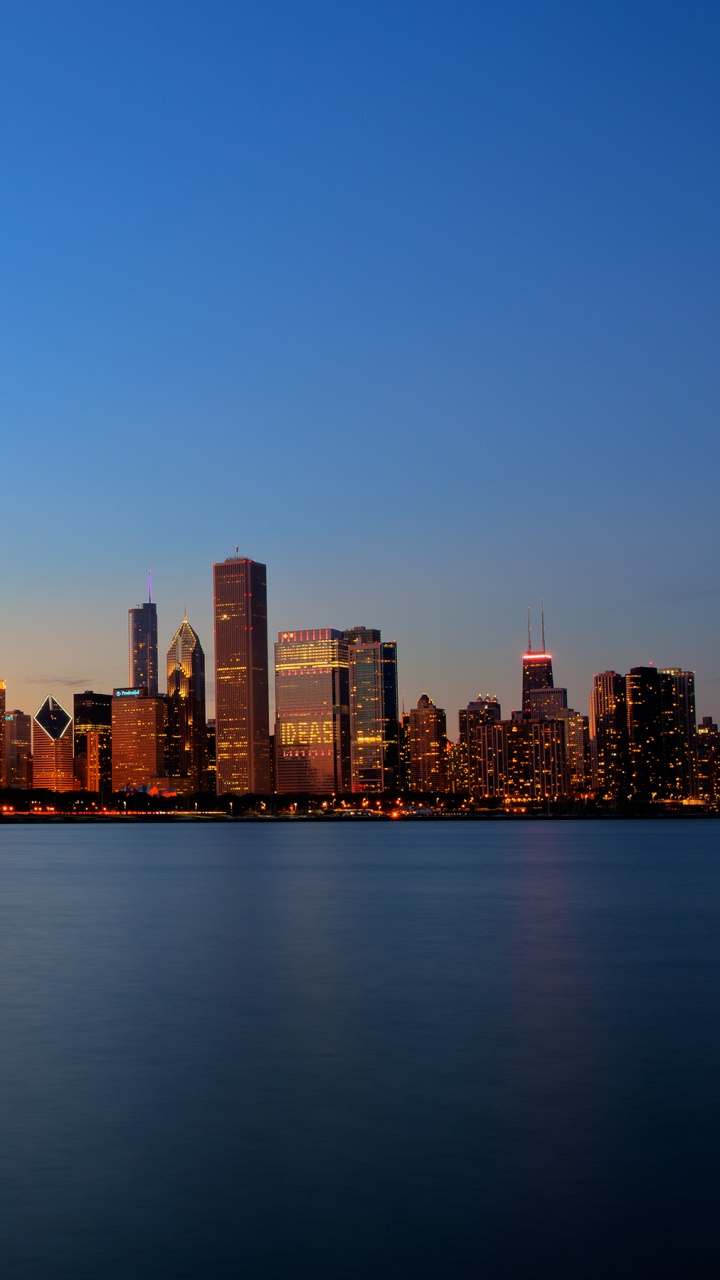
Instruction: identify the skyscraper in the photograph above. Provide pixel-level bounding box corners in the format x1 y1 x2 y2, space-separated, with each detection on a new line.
0 681 5 787
111 688 167 792
213 555 271 795
5 710 32 789
521 612 554 714
128 575 158 695
659 669 698 799
528 687 567 719
342 627 399 793
74 691 112 792
33 695 75 791
408 694 447 792
274 629 351 793
697 717 720 806
471 717 569 803
166 614 208 792
626 666 666 801
460 696 501 798
590 671 629 800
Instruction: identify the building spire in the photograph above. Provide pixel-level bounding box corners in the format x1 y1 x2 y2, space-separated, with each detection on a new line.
148 570 152 605
541 599 546 653
527 606 532 653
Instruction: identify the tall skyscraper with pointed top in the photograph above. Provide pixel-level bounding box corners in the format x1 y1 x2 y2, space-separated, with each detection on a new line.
128 572 158 695
521 606 554 714
166 613 208 792
213 555 271 795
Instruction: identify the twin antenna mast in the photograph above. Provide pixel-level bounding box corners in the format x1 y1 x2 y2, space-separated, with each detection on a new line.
526 600 547 654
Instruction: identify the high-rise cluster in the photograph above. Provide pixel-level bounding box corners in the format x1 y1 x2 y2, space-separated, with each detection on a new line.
0 564 717 809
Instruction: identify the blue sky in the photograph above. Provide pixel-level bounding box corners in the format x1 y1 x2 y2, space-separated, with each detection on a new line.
1 1 718 726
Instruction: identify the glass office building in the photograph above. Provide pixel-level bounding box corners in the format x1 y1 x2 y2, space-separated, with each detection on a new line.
166 615 208 792
274 629 351 794
128 590 158 696
343 628 399 793
74 690 112 792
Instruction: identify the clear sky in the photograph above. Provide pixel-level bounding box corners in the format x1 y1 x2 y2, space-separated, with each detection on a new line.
1 0 718 728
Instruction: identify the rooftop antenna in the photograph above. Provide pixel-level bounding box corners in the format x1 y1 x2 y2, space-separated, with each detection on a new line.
541 599 546 653
527 606 532 653
148 570 152 605
235 545 239 557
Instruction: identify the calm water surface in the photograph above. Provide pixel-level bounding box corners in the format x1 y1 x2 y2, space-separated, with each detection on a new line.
0 819 718 1278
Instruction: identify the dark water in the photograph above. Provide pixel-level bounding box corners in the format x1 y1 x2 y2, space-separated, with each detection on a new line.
0 820 719 1279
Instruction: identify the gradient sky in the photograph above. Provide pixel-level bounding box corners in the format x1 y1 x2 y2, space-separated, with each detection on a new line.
1 0 719 728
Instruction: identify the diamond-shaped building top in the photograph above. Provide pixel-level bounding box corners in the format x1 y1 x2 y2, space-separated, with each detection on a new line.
34 695 72 742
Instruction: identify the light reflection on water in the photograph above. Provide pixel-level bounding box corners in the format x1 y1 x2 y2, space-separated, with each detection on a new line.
0 820 718 1278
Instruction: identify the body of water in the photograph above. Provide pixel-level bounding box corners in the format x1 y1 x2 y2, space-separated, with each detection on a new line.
0 820 718 1278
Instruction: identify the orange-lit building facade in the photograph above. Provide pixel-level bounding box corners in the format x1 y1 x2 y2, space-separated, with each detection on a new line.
0 681 5 787
86 730 105 793
33 695 75 792
166 615 208 792
5 709 32 789
213 557 271 795
408 693 447 792
111 688 167 791
274 629 351 793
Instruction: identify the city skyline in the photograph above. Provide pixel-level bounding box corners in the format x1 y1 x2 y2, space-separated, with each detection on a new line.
0 568 715 736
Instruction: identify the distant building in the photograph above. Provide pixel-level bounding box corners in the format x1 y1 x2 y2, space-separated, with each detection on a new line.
445 738 468 793
408 694 447 792
659 669 698 799
590 671 629 801
86 731 106 794
460 697 501 798
111 688 167 792
166 615 208 792
472 717 569 803
526 686 588 795
213 556 271 795
128 578 158 696
697 717 720 805
343 627 399 793
0 682 5 787
398 711 411 790
528 687 567 719
556 708 590 795
624 666 697 802
206 719 216 792
274 629 351 794
5 710 32 789
521 609 555 714
74 691 112 792
625 667 666 800
33 695 75 792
